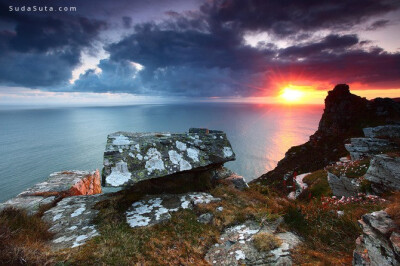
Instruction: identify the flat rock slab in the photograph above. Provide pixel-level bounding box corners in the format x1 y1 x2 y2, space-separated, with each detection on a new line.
205 219 301 265
345 138 396 160
363 125 400 139
42 194 108 250
103 128 235 187
126 192 221 228
0 170 101 215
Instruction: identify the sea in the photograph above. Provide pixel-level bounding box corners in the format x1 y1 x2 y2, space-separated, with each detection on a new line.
0 103 323 202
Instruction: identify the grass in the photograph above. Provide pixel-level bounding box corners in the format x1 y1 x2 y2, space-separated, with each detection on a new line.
301 169 332 199
57 182 281 265
0 167 395 265
386 191 400 228
284 195 387 264
253 232 282 252
0 207 54 265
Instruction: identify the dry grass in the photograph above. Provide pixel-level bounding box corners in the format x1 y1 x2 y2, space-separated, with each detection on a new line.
300 170 332 199
197 182 287 229
58 183 283 265
386 191 400 228
253 232 282 252
291 245 353 265
0 208 53 265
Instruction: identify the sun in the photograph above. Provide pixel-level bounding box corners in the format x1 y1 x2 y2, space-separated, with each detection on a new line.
279 87 305 103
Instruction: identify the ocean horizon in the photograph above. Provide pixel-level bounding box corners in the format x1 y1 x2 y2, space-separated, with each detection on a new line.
0 102 322 202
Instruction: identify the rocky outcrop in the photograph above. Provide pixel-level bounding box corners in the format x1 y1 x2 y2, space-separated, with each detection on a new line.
103 128 236 187
353 210 400 266
345 138 396 160
365 155 400 194
327 172 360 197
125 192 220 228
258 84 400 193
0 170 101 215
364 125 400 139
212 166 249 190
205 219 302 265
42 194 108 250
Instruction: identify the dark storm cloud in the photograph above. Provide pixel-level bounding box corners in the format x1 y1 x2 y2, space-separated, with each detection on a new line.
366 19 391 31
0 1 106 87
73 19 270 95
1 0 400 95
279 34 359 58
273 47 400 85
202 0 400 36
73 0 400 96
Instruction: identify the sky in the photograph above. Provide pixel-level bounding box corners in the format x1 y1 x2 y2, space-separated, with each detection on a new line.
0 0 400 106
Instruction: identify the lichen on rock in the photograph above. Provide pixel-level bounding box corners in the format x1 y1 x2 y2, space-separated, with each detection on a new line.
102 128 236 187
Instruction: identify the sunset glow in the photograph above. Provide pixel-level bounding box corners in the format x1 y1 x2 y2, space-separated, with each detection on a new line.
279 87 305 103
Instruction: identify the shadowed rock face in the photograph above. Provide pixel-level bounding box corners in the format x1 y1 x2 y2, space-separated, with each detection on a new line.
257 84 400 193
102 128 236 187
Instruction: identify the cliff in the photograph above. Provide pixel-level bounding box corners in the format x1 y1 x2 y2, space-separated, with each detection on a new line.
258 84 400 192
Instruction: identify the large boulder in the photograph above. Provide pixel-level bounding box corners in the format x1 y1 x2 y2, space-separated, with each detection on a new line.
0 170 101 215
365 154 400 193
102 128 235 187
327 172 360 197
353 210 400 266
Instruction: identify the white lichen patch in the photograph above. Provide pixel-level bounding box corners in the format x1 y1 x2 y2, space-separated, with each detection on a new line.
145 148 165 174
126 215 151 227
126 193 220 228
112 134 131 145
187 148 199 162
180 192 220 208
181 198 190 209
53 213 63 221
223 147 233 157
168 150 183 165
176 141 187 151
54 235 76 243
235 250 245 261
179 159 192 171
168 150 192 171
126 197 169 227
72 234 89 248
106 161 132 186
71 205 86 217
136 154 143 160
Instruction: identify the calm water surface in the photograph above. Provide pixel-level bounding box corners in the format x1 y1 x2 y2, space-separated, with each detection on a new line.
0 103 322 202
